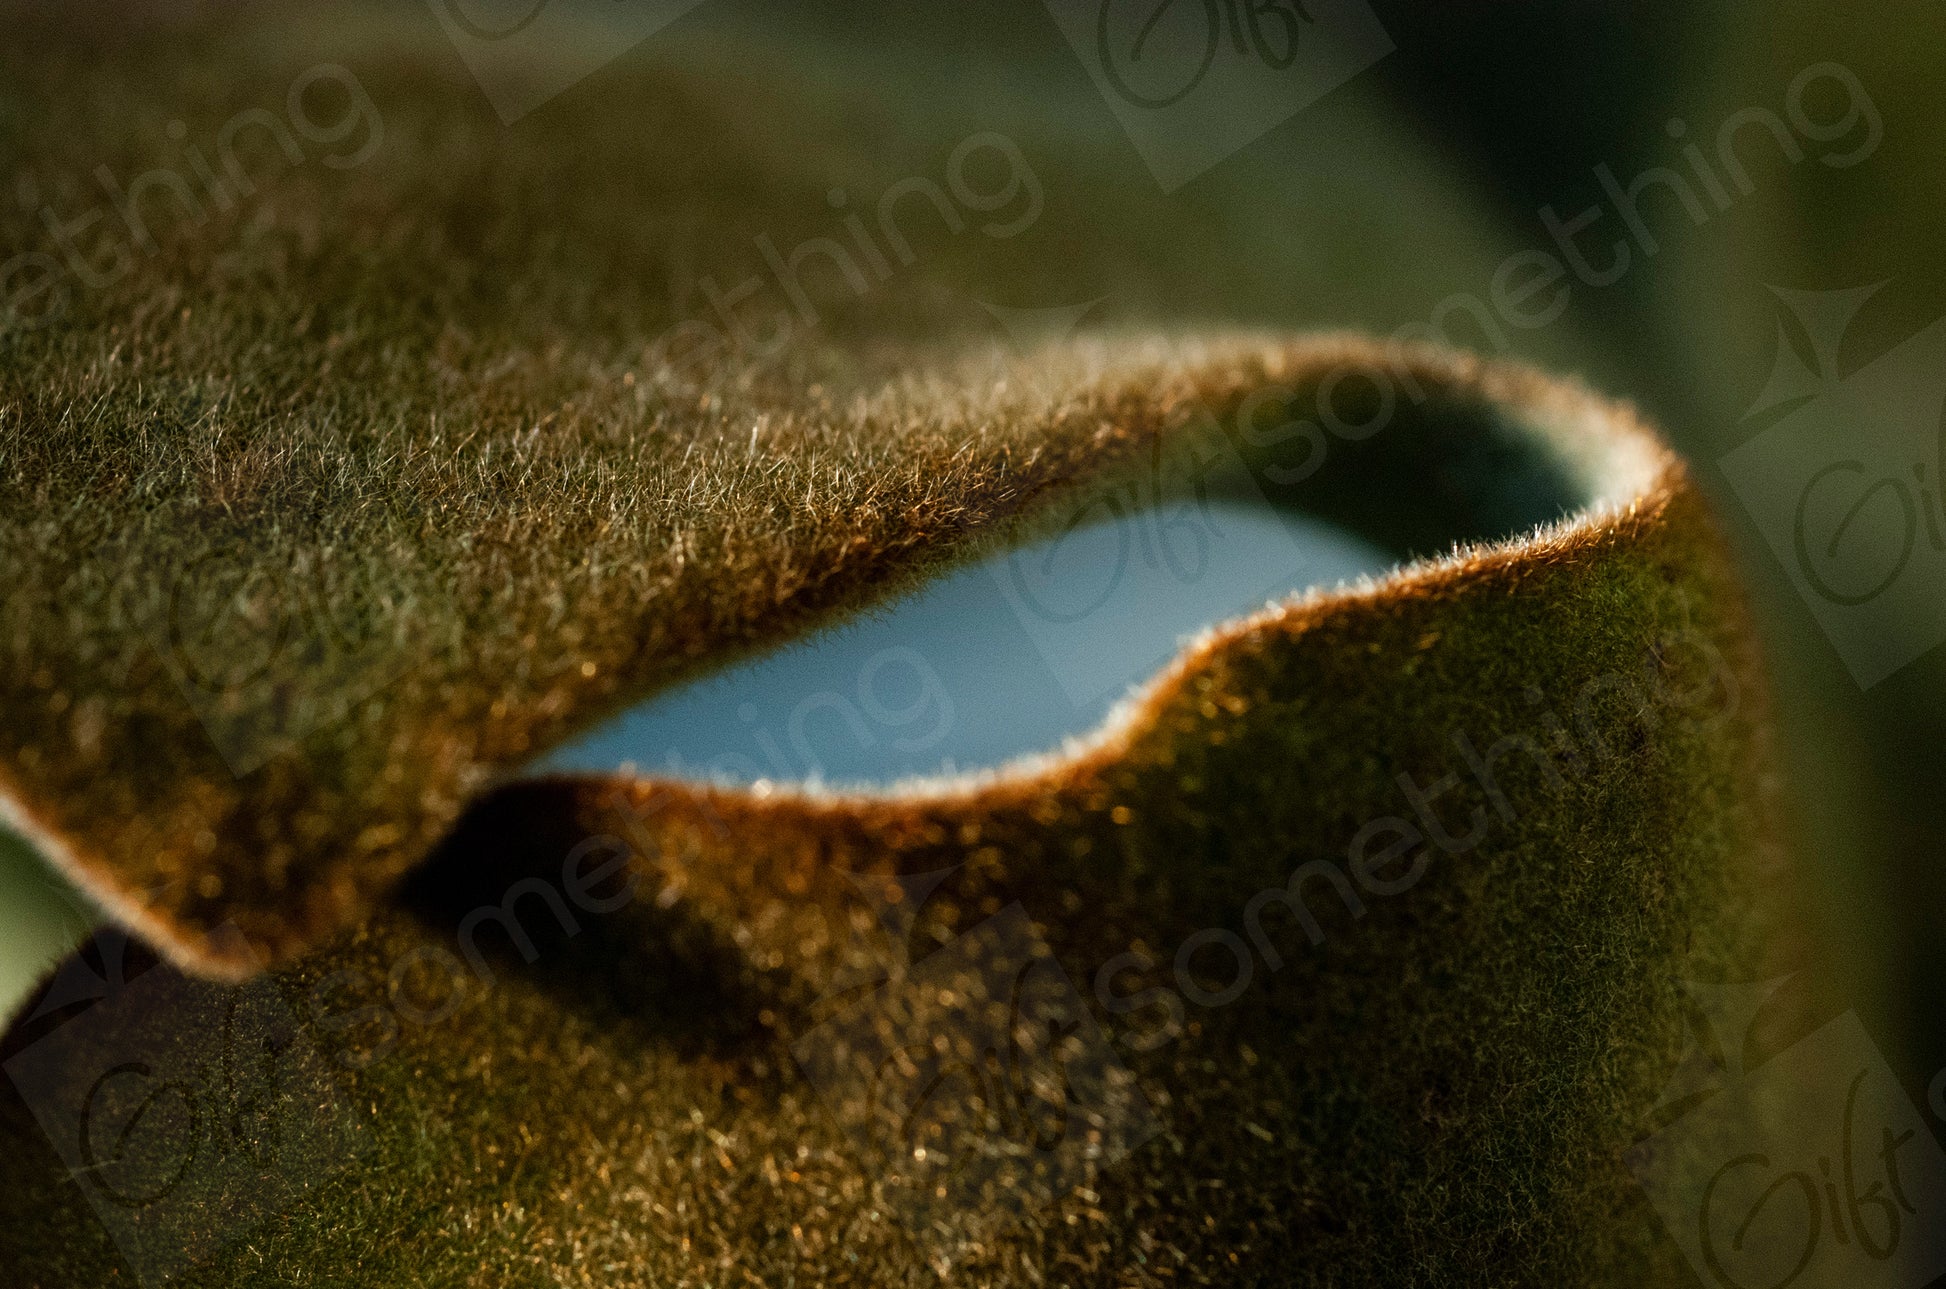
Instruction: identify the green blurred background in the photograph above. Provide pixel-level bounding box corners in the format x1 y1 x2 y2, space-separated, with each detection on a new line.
6 0 1943 1116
